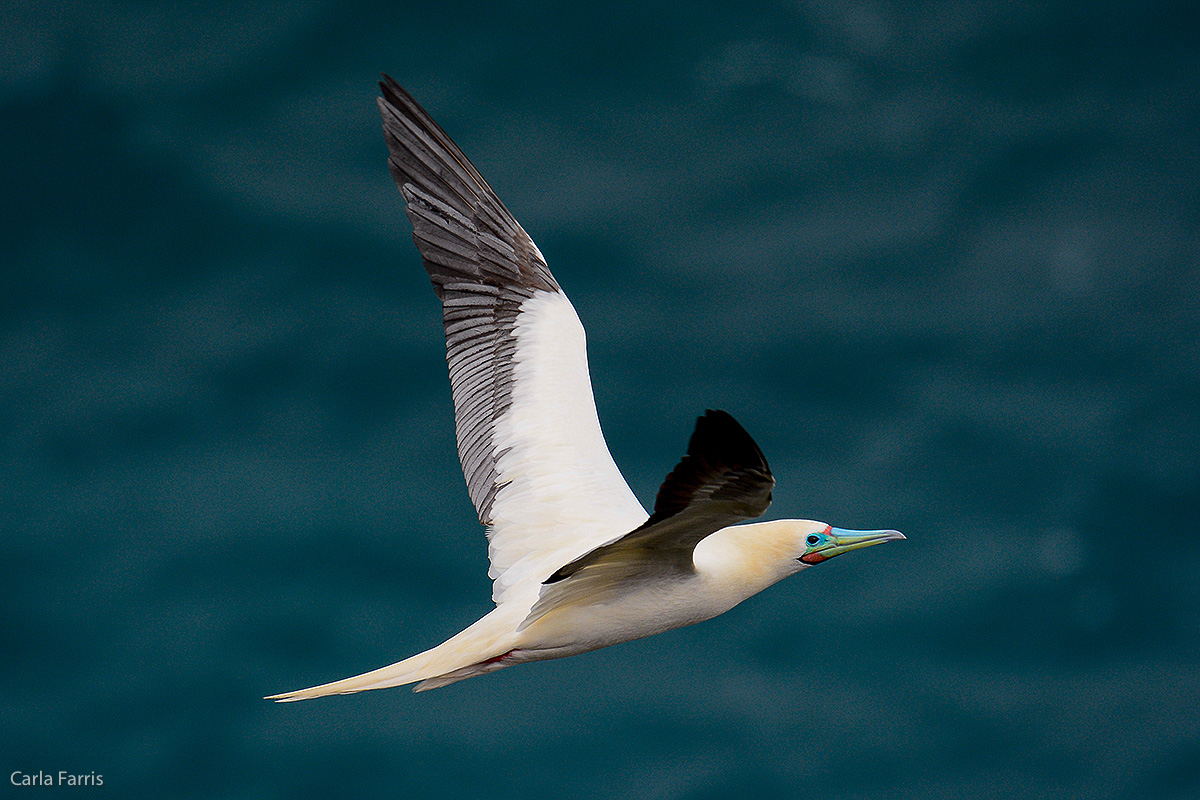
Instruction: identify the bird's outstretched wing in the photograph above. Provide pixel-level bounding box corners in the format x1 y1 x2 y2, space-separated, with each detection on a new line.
378 76 647 604
524 410 774 621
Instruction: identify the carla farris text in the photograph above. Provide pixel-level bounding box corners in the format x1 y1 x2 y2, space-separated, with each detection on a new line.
11 771 103 787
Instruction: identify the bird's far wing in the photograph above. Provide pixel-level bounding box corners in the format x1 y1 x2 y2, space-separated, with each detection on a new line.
524 410 774 619
378 76 647 605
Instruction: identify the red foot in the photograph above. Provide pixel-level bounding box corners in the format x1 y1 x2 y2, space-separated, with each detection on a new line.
482 650 515 665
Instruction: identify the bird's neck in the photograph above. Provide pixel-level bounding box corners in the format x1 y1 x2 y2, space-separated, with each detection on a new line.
691 520 806 603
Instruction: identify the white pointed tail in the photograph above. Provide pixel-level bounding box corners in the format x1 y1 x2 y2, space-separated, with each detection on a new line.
266 607 522 701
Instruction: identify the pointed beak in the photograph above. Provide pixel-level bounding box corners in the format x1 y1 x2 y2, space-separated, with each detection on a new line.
800 527 905 564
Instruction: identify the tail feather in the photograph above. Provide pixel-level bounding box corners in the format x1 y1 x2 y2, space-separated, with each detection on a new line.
267 608 521 701
268 652 436 702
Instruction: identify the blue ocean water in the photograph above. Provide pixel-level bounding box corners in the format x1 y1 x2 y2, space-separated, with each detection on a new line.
2 2 1198 797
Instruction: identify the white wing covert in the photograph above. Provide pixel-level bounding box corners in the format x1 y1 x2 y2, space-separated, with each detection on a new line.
377 77 647 605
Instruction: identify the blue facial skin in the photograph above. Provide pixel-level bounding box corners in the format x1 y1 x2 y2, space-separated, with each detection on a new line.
800 527 905 565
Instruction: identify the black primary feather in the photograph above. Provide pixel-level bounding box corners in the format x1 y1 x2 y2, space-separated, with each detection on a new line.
647 409 774 526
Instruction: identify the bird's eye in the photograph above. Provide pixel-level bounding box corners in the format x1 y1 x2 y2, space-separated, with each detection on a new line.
806 534 820 545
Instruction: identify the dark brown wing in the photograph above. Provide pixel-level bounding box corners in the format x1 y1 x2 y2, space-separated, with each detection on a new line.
544 410 775 584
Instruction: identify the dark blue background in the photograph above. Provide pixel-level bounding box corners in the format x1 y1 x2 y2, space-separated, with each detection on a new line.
3 1 1198 797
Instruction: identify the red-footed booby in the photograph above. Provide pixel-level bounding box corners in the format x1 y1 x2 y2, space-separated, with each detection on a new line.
268 76 903 700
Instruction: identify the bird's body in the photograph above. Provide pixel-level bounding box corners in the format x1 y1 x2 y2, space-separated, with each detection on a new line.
268 77 903 701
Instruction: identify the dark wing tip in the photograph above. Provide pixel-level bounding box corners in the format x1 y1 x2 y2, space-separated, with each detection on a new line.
691 409 772 476
649 409 775 525
374 72 560 295
378 73 419 114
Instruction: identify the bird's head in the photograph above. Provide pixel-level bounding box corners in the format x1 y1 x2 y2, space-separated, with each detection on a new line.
691 515 902 592
693 519 906 600
794 522 905 565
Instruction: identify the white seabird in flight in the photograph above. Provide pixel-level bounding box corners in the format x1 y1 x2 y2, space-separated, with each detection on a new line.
268 76 904 700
